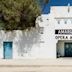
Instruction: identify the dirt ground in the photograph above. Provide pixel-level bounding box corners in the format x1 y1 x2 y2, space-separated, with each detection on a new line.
0 58 72 72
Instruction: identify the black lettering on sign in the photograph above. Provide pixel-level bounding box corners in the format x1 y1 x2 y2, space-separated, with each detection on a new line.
55 29 72 35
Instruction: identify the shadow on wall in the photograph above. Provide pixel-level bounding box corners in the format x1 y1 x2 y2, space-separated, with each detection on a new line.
57 40 65 58
16 29 40 56
0 27 40 57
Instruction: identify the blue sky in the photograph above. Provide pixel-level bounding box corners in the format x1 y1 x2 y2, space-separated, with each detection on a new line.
42 0 72 14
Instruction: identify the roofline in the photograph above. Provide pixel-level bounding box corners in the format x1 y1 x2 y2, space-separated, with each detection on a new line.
50 6 72 7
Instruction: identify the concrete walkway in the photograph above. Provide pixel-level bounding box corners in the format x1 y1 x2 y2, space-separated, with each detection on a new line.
0 58 72 72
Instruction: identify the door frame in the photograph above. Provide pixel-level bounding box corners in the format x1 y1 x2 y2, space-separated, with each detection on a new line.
3 41 13 59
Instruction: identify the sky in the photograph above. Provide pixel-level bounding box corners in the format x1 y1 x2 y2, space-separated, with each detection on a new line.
42 0 72 14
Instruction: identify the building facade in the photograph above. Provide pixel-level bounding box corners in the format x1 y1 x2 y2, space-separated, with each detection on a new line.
0 4 72 59
36 4 72 58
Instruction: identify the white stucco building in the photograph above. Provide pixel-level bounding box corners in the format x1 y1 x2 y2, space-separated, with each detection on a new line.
36 3 72 58
0 4 72 59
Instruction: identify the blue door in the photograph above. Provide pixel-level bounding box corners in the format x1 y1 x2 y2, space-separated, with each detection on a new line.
3 42 12 59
